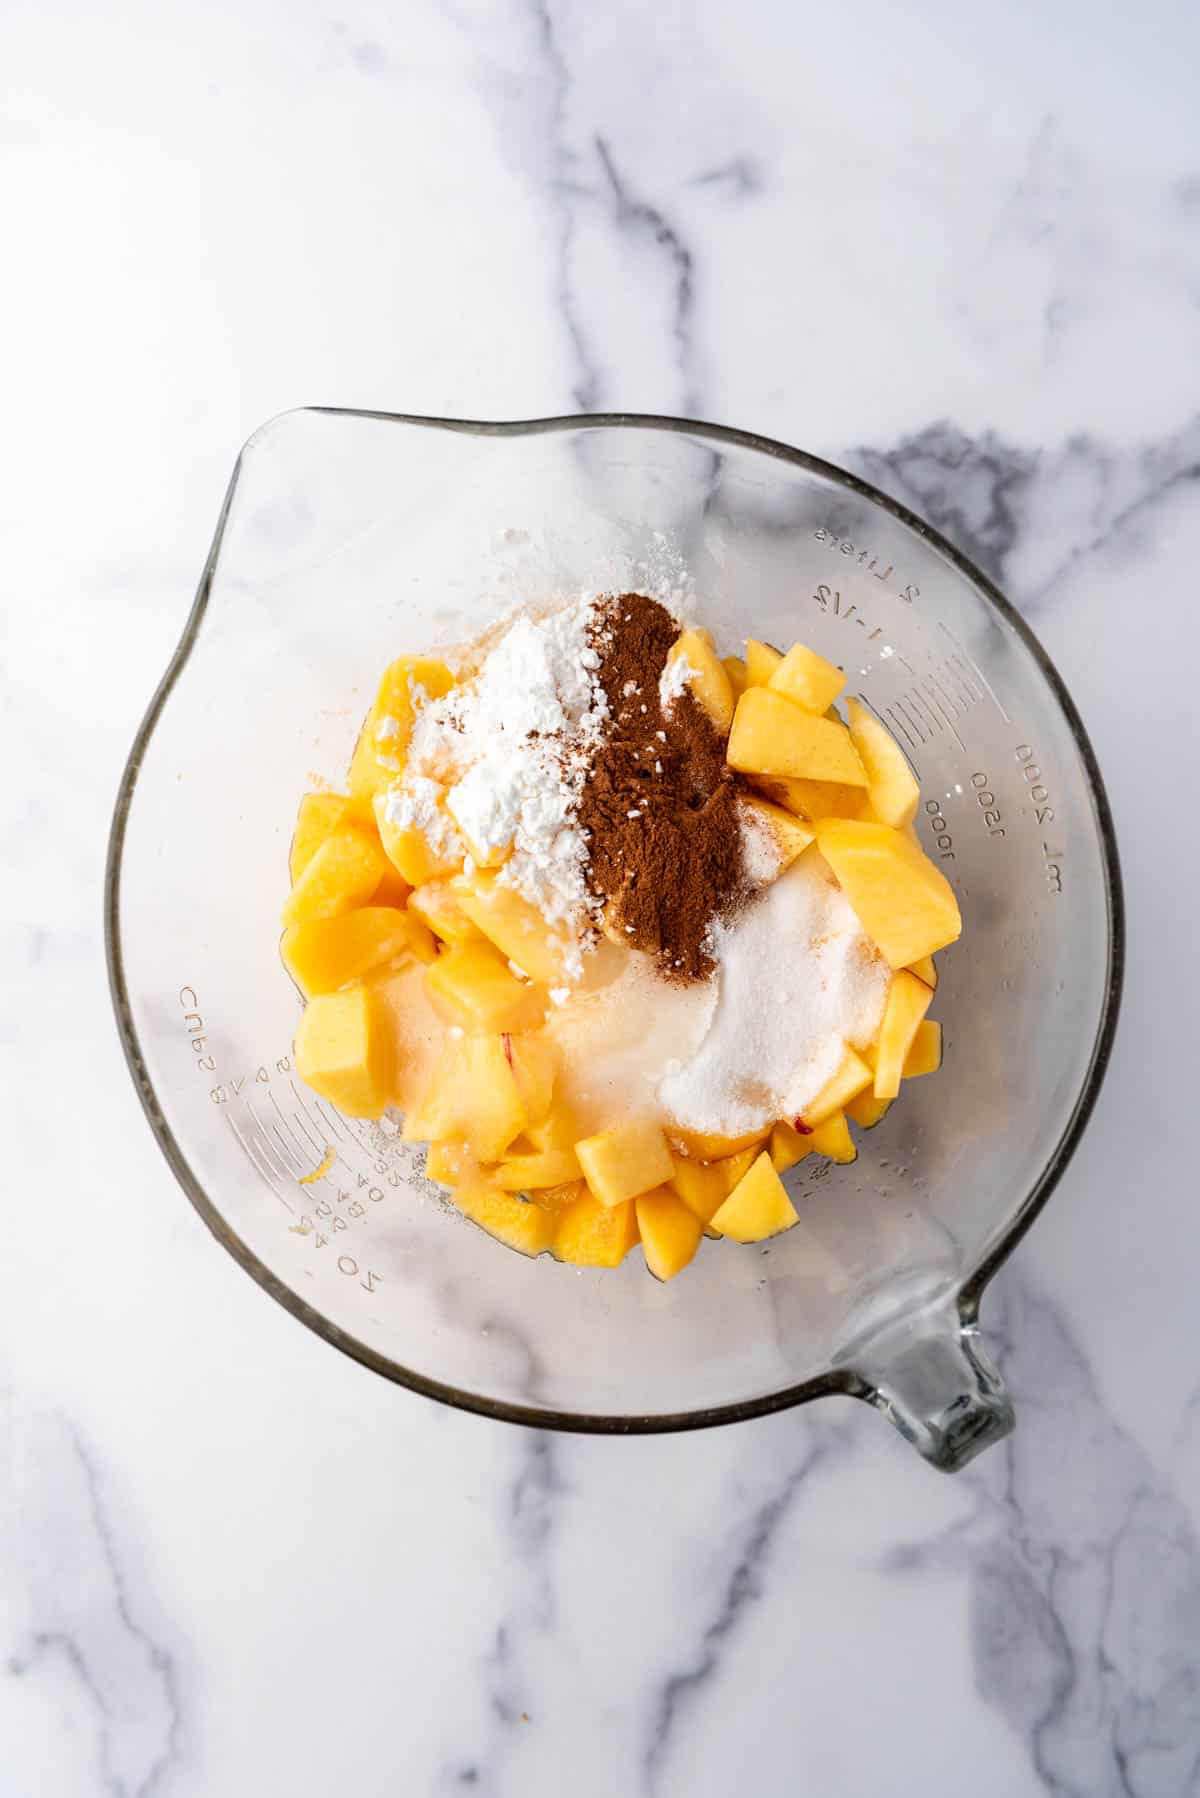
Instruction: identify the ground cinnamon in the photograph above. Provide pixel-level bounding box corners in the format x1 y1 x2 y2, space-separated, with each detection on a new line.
578 594 743 981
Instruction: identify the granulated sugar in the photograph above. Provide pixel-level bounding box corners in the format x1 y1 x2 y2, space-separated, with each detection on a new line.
658 853 890 1135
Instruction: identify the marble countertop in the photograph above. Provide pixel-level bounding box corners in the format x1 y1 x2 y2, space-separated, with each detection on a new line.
5 2 1199 1792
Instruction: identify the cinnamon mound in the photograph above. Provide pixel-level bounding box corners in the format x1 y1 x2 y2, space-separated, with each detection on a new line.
578 594 743 981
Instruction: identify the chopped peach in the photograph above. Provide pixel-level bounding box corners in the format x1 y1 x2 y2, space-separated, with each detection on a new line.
372 867 414 910
505 1034 560 1131
668 1123 769 1161
282 906 435 996
281 828 389 925
553 1193 639 1267
408 880 487 945
770 1120 814 1173
575 1117 675 1208
722 656 749 698
714 1144 761 1195
727 688 868 786
453 1175 557 1258
424 941 547 1034
668 1153 728 1225
289 792 357 881
845 699 920 829
451 873 570 985
494 1147 582 1190
873 970 935 1099
424 1140 475 1185
294 985 394 1119
748 772 868 823
637 1186 703 1281
347 656 455 808
528 1178 588 1216
904 1018 942 1079
809 1110 856 1163
738 795 815 875
374 791 464 887
767 642 846 714
744 639 783 687
814 819 962 968
800 1048 874 1127
907 953 938 987
710 1152 798 1243
524 1093 584 1152
846 1090 892 1130
665 629 735 735
402 1034 526 1162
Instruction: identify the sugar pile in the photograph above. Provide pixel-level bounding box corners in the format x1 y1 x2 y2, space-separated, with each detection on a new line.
658 854 890 1135
385 599 610 973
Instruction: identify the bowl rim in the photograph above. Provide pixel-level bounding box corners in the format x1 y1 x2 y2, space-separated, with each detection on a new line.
104 408 1125 1434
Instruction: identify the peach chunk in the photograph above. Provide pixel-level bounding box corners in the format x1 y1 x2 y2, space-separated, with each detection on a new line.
904 1019 942 1079
667 1123 769 1161
808 1110 857 1163
282 907 435 997
814 819 962 968
846 1090 892 1131
451 873 570 986
408 880 487 946
553 1193 640 1267
738 795 815 876
744 639 784 687
424 941 547 1034
347 656 455 808
665 629 736 736
637 1186 703 1281
907 954 938 987
770 1120 814 1173
374 791 464 888
424 1140 475 1185
748 772 869 823
668 1154 728 1225
575 1117 675 1209
767 642 846 714
727 688 868 786
873 970 935 1099
845 699 920 830
494 1147 582 1191
722 656 749 698
294 986 394 1119
452 1175 557 1258
402 1034 528 1163
289 792 358 881
800 1047 874 1128
282 828 389 925
710 1152 798 1243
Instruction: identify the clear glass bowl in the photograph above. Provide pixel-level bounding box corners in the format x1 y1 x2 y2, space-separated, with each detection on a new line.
106 412 1122 1470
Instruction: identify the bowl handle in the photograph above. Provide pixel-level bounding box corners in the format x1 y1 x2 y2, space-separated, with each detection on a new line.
852 1308 1014 1472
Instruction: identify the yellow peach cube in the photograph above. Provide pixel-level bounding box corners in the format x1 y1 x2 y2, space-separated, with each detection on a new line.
294 985 394 1119
637 1186 703 1281
505 1034 560 1132
710 1152 798 1243
553 1193 639 1267
528 1178 588 1217
494 1147 582 1191
722 656 748 698
747 772 868 823
713 1144 761 1196
282 828 389 926
846 1090 892 1130
372 866 414 910
808 1110 856 1163
408 880 486 945
769 1120 814 1173
665 629 735 736
800 1047 874 1127
668 1154 728 1225
425 1140 475 1185
744 639 783 687
907 953 938 987
727 688 868 786
767 642 846 714
402 1034 526 1162
738 795 815 876
524 1093 584 1152
814 818 962 968
347 656 455 808
424 941 547 1035
874 971 935 1099
451 873 570 986
575 1117 675 1208
289 792 358 881
374 789 464 888
845 699 920 829
667 1123 769 1161
282 906 436 997
452 1175 557 1258
904 1019 942 1079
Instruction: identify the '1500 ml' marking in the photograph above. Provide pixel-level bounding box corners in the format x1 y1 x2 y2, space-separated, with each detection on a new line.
970 771 1006 838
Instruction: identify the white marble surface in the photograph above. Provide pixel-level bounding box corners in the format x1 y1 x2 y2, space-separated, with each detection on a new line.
3 1 1199 1792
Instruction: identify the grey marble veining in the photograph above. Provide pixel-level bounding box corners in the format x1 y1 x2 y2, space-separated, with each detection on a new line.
2 0 1199 1793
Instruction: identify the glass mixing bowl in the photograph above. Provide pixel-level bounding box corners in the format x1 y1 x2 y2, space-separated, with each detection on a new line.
106 412 1122 1470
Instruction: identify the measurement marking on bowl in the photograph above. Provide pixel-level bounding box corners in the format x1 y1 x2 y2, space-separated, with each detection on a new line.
226 1112 294 1214
268 1090 311 1170
936 622 1010 723
288 1102 327 1160
892 696 928 746
883 705 919 761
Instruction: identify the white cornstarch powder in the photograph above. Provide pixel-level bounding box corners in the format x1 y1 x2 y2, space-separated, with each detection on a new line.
658 854 891 1136
658 652 695 710
390 600 611 971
